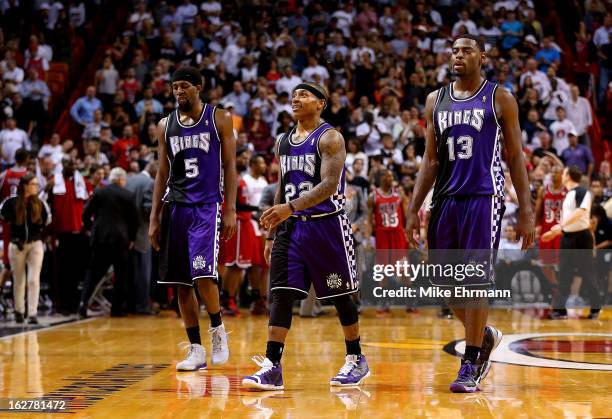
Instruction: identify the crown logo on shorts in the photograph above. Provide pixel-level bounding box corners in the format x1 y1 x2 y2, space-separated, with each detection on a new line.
192 255 207 271
326 273 342 289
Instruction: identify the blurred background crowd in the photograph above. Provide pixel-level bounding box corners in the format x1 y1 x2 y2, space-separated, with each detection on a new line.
0 0 610 321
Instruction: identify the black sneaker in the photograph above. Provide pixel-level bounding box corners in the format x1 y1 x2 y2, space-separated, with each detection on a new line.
475 326 503 384
27 316 38 325
547 310 568 320
586 310 600 320
438 308 453 319
15 312 24 323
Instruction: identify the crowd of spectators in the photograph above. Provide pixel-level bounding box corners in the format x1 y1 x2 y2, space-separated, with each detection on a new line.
0 0 611 318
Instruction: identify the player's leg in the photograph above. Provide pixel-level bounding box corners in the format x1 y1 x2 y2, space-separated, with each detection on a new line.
164 203 207 371
329 294 370 387
450 197 504 392
242 220 305 390
195 278 229 364
241 289 295 391
221 266 242 315
301 214 369 386
176 284 207 371
550 234 572 318
189 203 230 365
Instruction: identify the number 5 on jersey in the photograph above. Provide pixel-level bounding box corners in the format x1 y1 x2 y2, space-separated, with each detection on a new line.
185 158 199 178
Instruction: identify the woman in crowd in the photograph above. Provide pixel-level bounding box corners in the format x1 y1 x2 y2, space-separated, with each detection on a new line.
0 174 51 324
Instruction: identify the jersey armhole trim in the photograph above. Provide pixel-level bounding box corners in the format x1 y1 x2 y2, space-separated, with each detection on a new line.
491 84 501 129
211 105 222 143
315 126 334 159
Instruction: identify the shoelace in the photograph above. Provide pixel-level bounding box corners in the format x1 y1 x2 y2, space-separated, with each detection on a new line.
208 327 232 353
458 363 476 380
178 341 197 360
338 356 359 375
251 355 274 375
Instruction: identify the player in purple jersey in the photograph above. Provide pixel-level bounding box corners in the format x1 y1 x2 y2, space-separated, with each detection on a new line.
242 82 369 390
148 67 237 371
407 35 535 393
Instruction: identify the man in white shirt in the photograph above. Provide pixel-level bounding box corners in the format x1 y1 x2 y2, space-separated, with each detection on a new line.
350 37 375 65
519 58 551 99
331 2 354 38
38 132 63 166
301 56 330 85
2 59 24 87
175 0 198 26
549 106 576 154
326 32 349 61
221 36 246 76
200 0 222 25
243 155 268 213
356 112 389 156
451 10 478 37
548 166 601 319
223 81 251 118
275 66 302 96
0 118 31 166
565 85 593 145
241 154 269 315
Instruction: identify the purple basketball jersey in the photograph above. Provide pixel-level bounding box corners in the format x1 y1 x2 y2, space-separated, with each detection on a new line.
432 80 504 202
278 122 346 216
163 104 223 204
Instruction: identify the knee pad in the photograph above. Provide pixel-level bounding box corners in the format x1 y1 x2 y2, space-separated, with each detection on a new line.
332 295 359 326
268 289 295 329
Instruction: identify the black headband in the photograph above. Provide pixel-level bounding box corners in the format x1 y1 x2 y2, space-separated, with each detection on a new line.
171 67 203 87
293 83 327 101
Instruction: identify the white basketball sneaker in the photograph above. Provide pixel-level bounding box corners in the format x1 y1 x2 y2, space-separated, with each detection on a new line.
209 323 230 365
176 343 207 371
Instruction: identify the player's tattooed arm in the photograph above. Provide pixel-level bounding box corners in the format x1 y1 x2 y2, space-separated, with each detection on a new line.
406 90 439 247
496 87 535 249
148 117 169 251
290 129 346 212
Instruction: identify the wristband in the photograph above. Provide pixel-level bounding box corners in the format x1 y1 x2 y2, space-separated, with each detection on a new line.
266 237 275 241
288 201 296 213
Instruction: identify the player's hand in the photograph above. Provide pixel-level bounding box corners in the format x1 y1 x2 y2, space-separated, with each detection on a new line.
516 210 536 250
405 212 421 248
260 203 292 230
221 208 237 240
148 218 161 251
264 239 273 265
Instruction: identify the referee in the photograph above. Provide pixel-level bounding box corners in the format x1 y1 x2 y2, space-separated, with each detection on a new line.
549 166 602 319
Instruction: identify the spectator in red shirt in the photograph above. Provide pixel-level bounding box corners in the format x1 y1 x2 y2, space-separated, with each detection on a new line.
112 125 140 170
50 157 89 314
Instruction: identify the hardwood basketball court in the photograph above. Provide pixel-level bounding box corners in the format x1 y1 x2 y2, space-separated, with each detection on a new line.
1 307 610 418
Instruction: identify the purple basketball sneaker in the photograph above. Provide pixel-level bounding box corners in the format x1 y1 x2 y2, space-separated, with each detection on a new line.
242 356 284 390
330 354 370 386
450 361 479 393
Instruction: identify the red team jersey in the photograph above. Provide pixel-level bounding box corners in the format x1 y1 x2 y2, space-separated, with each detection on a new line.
0 167 28 266
373 188 407 250
0 167 28 200
220 176 256 267
540 184 566 264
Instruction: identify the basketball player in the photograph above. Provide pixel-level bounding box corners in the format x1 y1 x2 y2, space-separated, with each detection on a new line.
148 67 237 371
406 35 535 392
242 83 369 390
219 146 257 316
535 161 565 300
242 155 270 314
368 169 408 314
